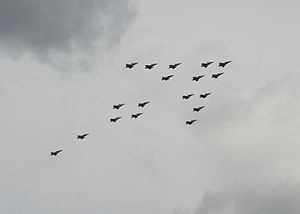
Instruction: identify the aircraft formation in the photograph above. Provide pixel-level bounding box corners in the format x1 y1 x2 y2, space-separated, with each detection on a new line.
110 101 150 123
51 134 89 156
51 61 231 156
121 61 231 124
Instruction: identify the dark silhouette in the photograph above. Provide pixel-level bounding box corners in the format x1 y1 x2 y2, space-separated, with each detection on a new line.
192 75 205 81
219 61 232 67
201 62 214 68
212 73 224 79
138 101 150 107
186 120 197 125
162 75 174 81
200 93 211 98
51 150 63 156
110 117 122 122
131 113 143 118
145 63 158 69
169 63 181 69
113 103 125 109
77 134 89 139
193 106 205 112
126 62 138 69
182 94 194 99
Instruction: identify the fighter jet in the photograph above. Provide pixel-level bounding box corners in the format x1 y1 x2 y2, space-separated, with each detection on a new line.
182 94 194 99
162 75 174 81
201 62 214 68
51 150 63 156
126 62 138 69
169 63 181 69
110 117 122 122
77 134 89 139
219 61 232 67
186 120 197 125
131 113 143 118
212 73 224 79
145 63 158 69
113 103 125 109
138 101 150 107
192 75 205 81
193 106 205 112
200 93 211 98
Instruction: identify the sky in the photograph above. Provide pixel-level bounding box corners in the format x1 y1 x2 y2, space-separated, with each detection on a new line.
0 0 300 213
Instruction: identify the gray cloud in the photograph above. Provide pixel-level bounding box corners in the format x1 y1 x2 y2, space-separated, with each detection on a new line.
0 0 136 63
193 184 300 214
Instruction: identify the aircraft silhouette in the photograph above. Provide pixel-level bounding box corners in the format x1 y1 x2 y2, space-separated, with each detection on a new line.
110 117 122 122
169 63 181 69
145 63 158 69
113 103 125 109
219 61 232 67
192 75 205 81
126 62 138 69
186 120 197 125
162 75 174 81
77 134 89 139
51 150 63 156
193 106 205 112
212 73 224 79
182 94 194 99
201 62 214 68
131 113 143 118
138 101 150 107
200 93 211 98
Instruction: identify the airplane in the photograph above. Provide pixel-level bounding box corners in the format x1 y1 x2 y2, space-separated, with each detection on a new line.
212 73 224 79
192 75 205 81
200 93 211 98
201 62 214 68
182 94 194 99
77 134 89 139
162 75 174 81
126 62 138 69
131 113 143 118
51 150 63 156
145 63 158 69
110 117 122 122
169 63 181 69
193 106 205 112
186 120 197 125
113 103 125 109
138 101 150 107
219 61 232 67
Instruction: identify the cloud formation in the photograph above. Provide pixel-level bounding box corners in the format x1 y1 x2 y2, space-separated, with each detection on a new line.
194 184 300 214
0 0 136 62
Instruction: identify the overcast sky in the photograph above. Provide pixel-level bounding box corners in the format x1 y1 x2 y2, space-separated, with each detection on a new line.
0 0 300 214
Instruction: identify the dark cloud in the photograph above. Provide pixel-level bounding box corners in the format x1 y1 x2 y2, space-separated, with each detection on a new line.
0 0 136 61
